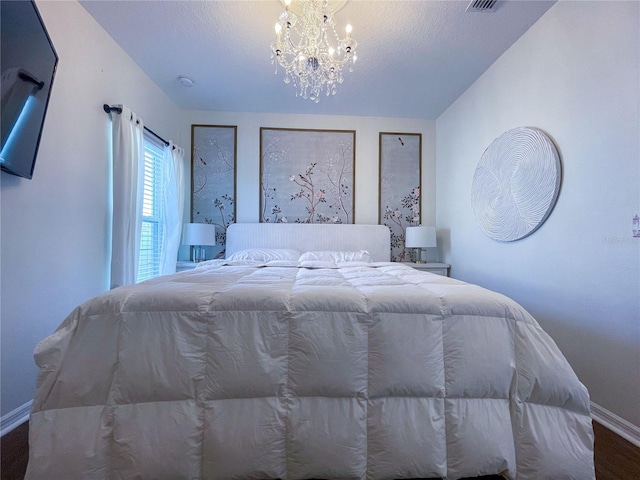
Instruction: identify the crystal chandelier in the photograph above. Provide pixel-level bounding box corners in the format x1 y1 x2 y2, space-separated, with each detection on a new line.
271 0 357 103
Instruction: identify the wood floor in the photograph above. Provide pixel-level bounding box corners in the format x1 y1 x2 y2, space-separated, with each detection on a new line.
0 422 29 480
1 420 639 479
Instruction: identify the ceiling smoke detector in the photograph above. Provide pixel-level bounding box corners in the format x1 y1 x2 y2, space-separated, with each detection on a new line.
466 0 499 13
178 76 194 87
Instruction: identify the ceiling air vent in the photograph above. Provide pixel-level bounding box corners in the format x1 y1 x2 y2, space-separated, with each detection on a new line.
466 0 499 13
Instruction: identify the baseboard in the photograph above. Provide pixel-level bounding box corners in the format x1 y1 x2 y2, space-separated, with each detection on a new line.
0 400 32 437
591 401 640 448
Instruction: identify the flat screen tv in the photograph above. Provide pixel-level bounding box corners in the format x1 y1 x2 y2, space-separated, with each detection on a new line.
1 0 58 180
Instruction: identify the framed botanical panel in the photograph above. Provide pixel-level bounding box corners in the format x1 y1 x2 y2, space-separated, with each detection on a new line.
260 127 355 224
191 124 237 259
379 132 422 262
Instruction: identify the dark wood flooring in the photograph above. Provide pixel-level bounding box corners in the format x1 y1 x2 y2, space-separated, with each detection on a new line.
1 422 29 480
1 420 638 479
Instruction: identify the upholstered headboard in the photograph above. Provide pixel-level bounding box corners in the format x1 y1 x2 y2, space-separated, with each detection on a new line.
226 223 391 262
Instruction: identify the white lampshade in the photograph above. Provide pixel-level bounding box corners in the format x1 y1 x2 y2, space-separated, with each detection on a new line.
182 223 216 246
405 225 437 248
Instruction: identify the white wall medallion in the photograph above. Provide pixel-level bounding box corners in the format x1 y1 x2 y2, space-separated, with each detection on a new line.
471 127 561 242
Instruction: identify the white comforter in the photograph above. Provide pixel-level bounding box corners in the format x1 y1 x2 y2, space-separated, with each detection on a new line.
27 263 595 480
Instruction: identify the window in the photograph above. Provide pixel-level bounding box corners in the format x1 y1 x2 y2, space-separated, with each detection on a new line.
137 133 165 282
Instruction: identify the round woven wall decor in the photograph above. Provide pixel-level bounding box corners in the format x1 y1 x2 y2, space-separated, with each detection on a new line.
471 127 561 242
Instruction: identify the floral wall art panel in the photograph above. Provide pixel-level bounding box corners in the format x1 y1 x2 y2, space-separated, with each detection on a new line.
379 132 422 262
191 124 237 259
260 127 355 224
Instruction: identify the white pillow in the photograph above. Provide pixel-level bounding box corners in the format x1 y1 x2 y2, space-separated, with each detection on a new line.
298 250 371 263
298 260 339 269
226 248 301 262
264 260 299 267
336 261 373 268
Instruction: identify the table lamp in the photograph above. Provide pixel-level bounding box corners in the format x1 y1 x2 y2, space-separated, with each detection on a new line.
405 225 437 263
182 223 216 262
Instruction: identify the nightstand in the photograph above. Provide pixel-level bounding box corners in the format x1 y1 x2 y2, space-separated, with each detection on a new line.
176 261 198 272
401 262 450 277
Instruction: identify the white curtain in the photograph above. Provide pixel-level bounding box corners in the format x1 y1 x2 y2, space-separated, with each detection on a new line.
110 105 145 289
159 142 185 275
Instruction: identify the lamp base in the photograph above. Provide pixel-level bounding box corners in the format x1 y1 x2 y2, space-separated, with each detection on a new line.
190 245 207 263
411 247 427 264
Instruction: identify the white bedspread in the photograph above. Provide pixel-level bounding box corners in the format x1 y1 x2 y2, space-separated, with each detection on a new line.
27 263 595 480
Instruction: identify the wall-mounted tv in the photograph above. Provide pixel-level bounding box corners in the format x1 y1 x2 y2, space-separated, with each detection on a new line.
1 0 58 180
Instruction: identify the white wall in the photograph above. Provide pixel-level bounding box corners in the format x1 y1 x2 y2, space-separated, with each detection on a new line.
181 110 435 235
0 0 185 418
436 0 639 427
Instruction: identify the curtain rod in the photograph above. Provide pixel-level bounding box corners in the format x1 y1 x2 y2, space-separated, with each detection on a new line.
103 104 171 148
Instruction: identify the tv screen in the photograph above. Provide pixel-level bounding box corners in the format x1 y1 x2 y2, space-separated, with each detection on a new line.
1 0 58 180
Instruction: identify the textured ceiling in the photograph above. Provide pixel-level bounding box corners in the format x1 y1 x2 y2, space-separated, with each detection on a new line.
79 0 555 119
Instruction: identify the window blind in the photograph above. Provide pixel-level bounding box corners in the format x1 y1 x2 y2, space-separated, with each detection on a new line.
137 133 165 283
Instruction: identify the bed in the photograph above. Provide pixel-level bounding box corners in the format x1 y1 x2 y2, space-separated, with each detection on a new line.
26 223 595 480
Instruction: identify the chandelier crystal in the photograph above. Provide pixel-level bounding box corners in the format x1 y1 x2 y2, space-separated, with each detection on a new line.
271 0 357 103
